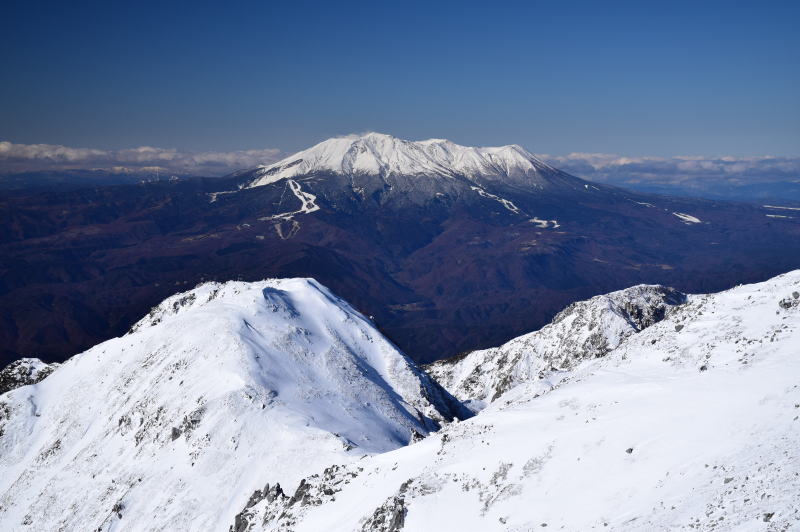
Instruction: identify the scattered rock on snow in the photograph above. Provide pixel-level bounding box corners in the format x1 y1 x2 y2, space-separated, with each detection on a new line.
0 358 59 395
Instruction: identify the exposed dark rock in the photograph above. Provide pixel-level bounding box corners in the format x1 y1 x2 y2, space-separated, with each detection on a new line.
361 495 406 532
231 510 249 532
778 295 799 310
230 483 287 532
0 358 59 396
289 479 312 507
265 483 286 503
177 406 205 440
621 288 686 331
112 501 124 519
228 466 361 532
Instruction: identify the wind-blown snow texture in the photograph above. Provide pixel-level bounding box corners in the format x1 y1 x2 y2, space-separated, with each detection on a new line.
2 273 799 531
0 278 466 531
235 272 800 532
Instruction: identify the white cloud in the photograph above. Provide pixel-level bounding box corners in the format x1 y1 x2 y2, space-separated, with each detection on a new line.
2 140 798 188
0 141 282 175
539 152 800 186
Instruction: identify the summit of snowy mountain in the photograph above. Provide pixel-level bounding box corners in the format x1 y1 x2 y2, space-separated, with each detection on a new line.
233 271 800 532
246 132 566 187
6 131 800 370
0 278 467 531
2 272 800 531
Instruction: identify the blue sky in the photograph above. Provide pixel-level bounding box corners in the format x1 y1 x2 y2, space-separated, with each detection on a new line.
1 0 798 159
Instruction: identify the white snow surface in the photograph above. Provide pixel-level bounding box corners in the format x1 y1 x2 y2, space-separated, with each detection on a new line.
0 278 462 531
427 284 687 406
3 273 800 531
763 205 800 211
259 179 320 221
469 186 560 228
237 271 800 532
470 186 523 215
247 132 559 187
673 212 702 224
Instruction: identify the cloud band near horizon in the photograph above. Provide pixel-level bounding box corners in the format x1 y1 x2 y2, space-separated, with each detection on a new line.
544 152 800 186
0 141 281 175
1 140 798 187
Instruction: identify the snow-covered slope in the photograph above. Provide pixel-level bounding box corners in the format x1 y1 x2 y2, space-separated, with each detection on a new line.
246 132 567 188
233 271 800 531
3 273 799 531
0 278 467 531
427 284 687 407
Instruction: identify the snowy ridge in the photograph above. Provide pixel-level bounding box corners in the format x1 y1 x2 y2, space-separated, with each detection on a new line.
234 271 800 531
0 278 467 531
247 132 561 187
427 284 687 407
2 273 799 531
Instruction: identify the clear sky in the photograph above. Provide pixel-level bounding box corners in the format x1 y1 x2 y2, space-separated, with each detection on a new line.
1 0 798 157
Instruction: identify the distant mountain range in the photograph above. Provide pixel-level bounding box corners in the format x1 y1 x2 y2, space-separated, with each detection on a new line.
0 168 187 191
4 140 800 204
1 133 799 366
596 177 800 204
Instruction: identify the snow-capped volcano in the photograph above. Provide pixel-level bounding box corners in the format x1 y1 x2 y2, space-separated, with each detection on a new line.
246 132 567 188
0 278 467 531
6 132 800 377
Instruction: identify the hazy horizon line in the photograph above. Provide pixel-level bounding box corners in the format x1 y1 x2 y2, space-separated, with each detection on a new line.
1 139 799 188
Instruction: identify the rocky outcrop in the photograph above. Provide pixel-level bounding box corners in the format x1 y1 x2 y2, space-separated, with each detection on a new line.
230 464 362 532
0 358 58 396
426 285 687 404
